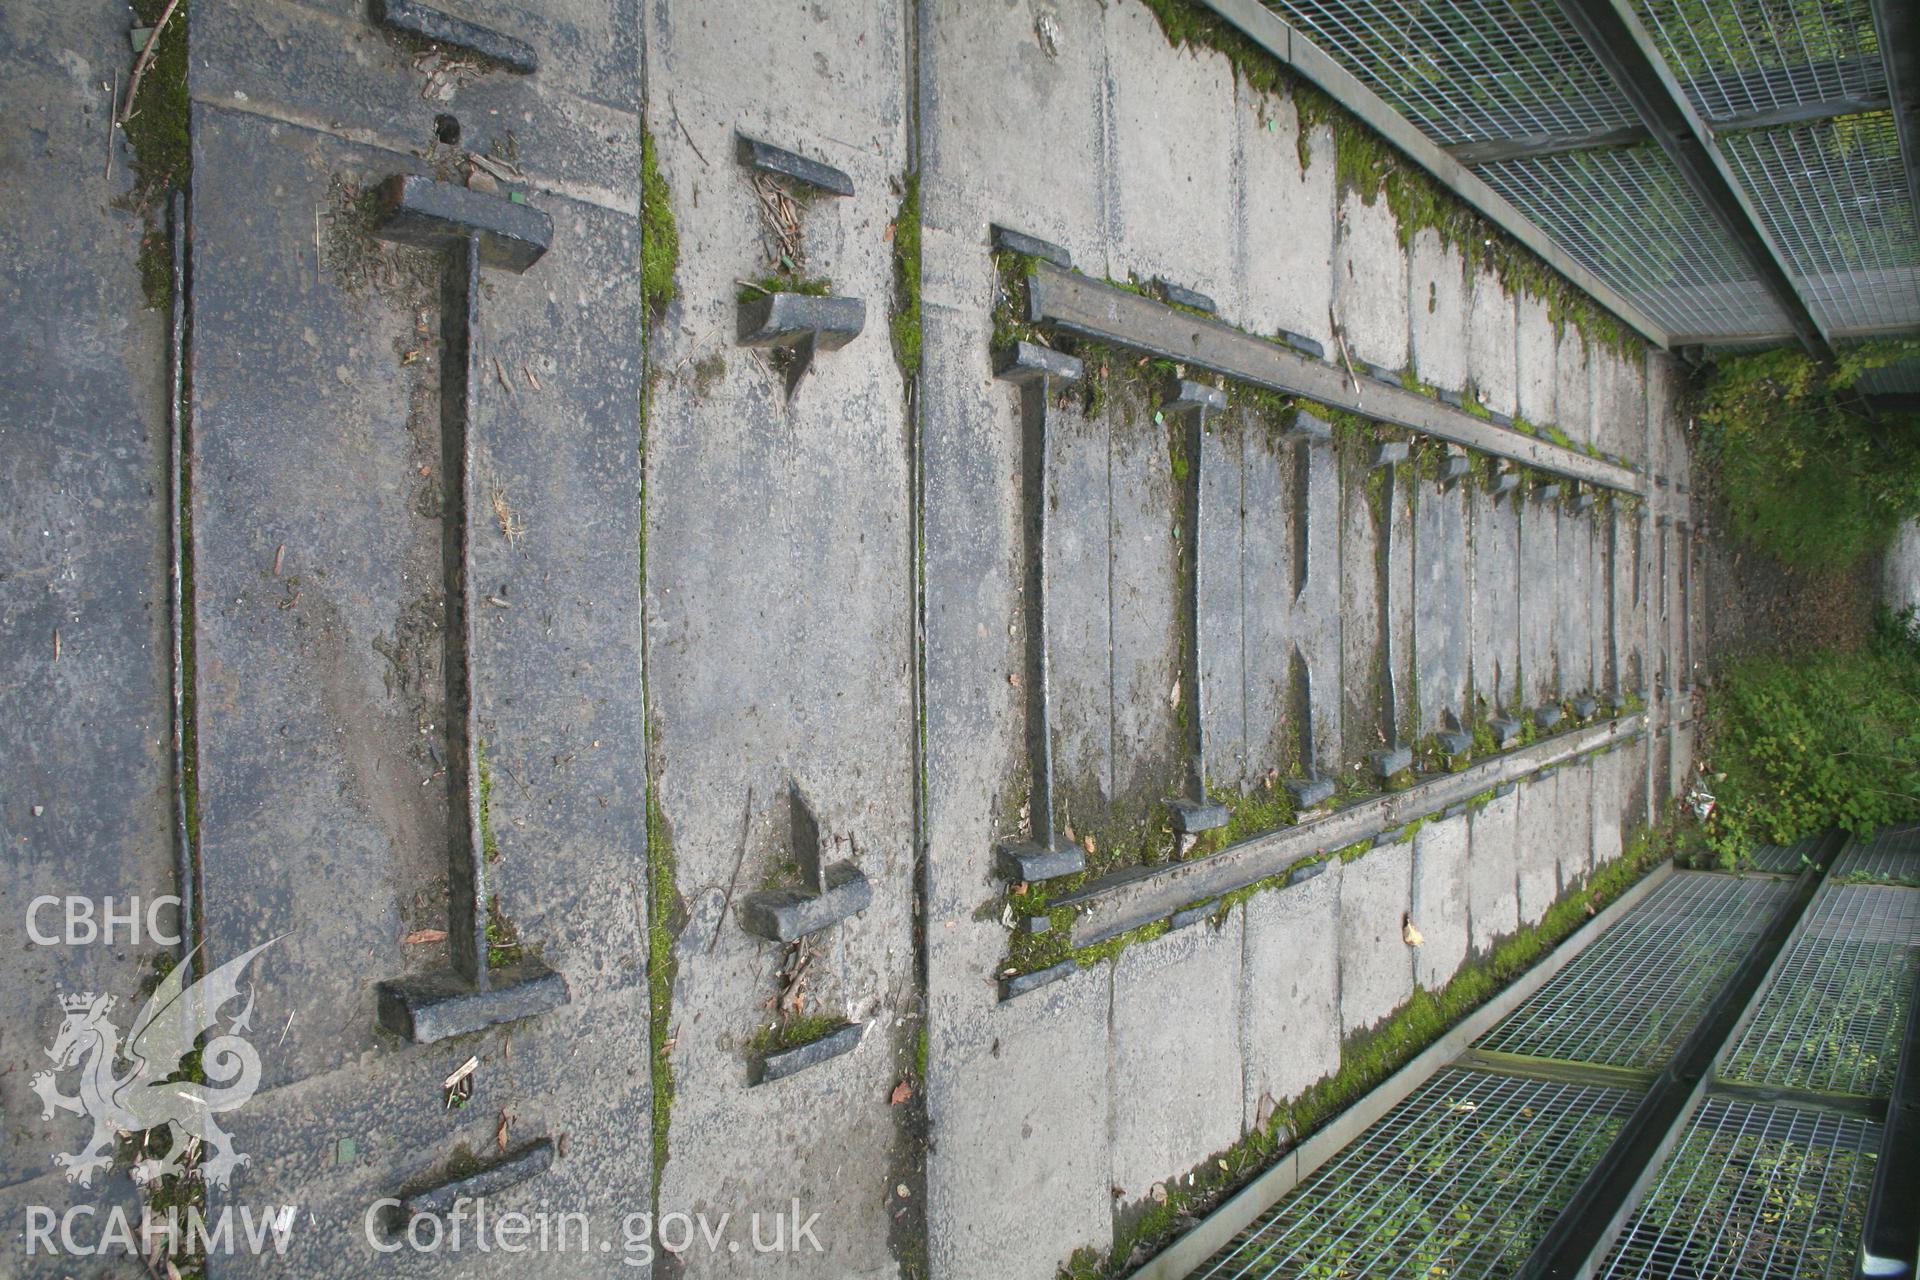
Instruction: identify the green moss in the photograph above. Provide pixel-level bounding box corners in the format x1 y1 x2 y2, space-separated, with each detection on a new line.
1542 422 1574 449
991 249 1045 350
889 172 923 379
644 733 681 1182
640 129 679 313
484 896 524 969
747 1013 846 1057
475 739 502 863
123 0 191 309
692 353 726 396
736 273 832 302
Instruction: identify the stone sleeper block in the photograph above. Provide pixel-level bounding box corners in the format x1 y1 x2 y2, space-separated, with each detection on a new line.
1573 696 1599 718
373 174 552 271
1169 798 1230 834
1288 859 1332 884
1282 416 1332 444
1438 389 1465 408
1490 470 1520 494
400 1140 554 1221
1535 482 1562 502
1370 746 1413 777
735 134 854 197
1285 777 1336 807
1435 730 1473 756
738 863 872 942
1279 330 1326 359
1157 278 1217 313
1495 782 1517 798
737 293 865 348
1491 717 1523 747
375 957 570 1043
1017 913 1053 935
1366 366 1403 388
752 1021 865 1085
993 340 1082 385
371 0 537 73
1165 378 1227 413
997 838 1086 882
1169 900 1216 931
990 223 1072 268
1438 455 1472 483
1489 410 1514 427
999 959 1078 1001
1370 441 1410 469
1536 703 1565 728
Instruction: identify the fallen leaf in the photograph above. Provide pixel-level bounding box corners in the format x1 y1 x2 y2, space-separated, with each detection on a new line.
403 928 448 945
1169 678 1181 708
1402 916 1425 947
1150 1182 1168 1204
890 1080 913 1105
495 1110 512 1152
1083 834 1096 855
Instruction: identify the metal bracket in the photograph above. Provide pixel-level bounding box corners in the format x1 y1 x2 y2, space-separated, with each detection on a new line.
736 134 854 198
370 175 569 1044
371 0 537 73
738 785 872 943
994 341 1088 883
738 292 865 399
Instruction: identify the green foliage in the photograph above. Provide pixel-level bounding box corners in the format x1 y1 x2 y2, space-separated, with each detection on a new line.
644 742 681 1180
1700 610 1920 866
640 130 679 313
1697 340 1920 570
889 173 923 378
125 0 192 308
746 1013 845 1056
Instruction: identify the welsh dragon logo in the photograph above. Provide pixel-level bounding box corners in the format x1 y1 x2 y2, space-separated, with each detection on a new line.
32 940 277 1190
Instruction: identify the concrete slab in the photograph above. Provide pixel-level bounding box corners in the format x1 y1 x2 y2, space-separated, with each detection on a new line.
1467 265 1518 417
1387 461 1416 747
1591 748 1625 871
1409 230 1469 394
1554 326 1592 448
925 968 1114 1280
1516 769 1562 926
1339 843 1415 1038
1051 397 1117 823
1559 758 1594 890
1340 444 1385 773
1414 475 1469 737
1241 862 1344 1123
1200 412 1249 790
1107 390 1185 813
1110 914 1246 1199
1239 84 1336 352
1334 193 1408 372
1411 815 1470 990
1556 508 1594 696
0 0 178 1196
1516 293 1555 426
917 0 1111 271
1518 491 1557 708
1470 482 1522 716
1468 788 1521 955
1106 0 1238 315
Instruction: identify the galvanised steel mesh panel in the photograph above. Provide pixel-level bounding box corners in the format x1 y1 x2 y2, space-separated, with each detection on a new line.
1834 821 1920 885
1258 0 1639 145
1192 1068 1637 1279
1720 883 1920 1096
1597 1098 1879 1280
1745 832 1826 873
1476 146 1791 339
1476 872 1787 1067
1719 114 1920 333
1855 354 1920 395
1634 0 1885 123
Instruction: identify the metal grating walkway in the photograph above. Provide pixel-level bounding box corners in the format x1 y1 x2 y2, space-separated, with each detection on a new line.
1475 872 1787 1068
1596 1098 1880 1280
1173 835 1918 1280
1833 821 1920 885
1721 884 1920 1098
1190 1068 1638 1280
1746 832 1826 874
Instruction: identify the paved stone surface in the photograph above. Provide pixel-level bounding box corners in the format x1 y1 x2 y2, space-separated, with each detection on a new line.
1558 761 1594 889
0 0 178 1206
1339 842 1415 1038
1592 748 1626 870
1468 787 1522 955
1467 267 1518 418
1335 194 1409 371
1241 862 1344 1124
1110 916 1245 1200
1516 768 1562 926
1471 480 1523 716
1409 231 1469 394
6 2 1700 1275
1414 473 1470 736
1410 815 1470 990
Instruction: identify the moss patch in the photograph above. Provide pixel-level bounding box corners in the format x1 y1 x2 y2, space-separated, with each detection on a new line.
890 172 923 378
122 0 191 309
640 129 679 314
747 1013 846 1057
643 732 683 1181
